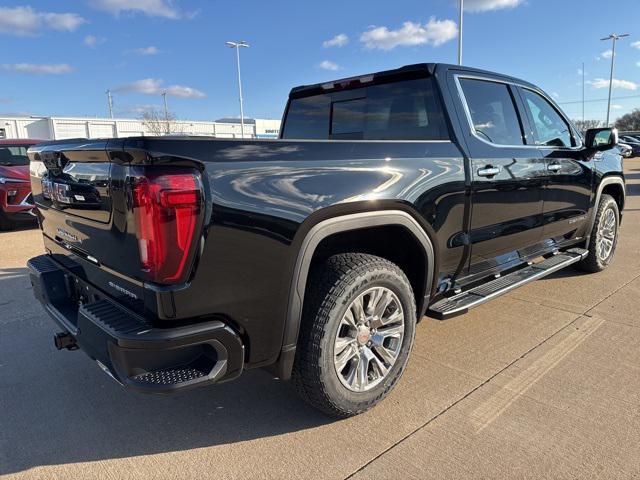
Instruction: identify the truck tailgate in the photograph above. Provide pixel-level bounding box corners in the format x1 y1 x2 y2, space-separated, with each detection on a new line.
28 139 147 314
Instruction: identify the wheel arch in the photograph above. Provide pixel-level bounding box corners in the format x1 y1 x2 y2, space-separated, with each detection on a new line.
587 176 626 239
275 209 437 380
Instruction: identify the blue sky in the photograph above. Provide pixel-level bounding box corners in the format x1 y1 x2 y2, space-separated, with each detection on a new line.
1 0 639 123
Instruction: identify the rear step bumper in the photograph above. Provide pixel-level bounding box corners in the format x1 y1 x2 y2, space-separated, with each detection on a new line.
28 254 244 393
427 248 588 320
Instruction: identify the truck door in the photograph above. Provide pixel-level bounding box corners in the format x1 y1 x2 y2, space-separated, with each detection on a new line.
452 75 547 278
516 87 593 243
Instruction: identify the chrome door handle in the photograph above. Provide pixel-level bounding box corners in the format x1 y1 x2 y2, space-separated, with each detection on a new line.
547 163 562 173
477 166 501 177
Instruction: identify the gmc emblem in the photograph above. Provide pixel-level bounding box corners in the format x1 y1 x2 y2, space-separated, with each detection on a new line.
42 179 71 204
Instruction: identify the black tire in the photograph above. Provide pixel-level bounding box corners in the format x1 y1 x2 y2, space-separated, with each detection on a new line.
0 211 16 231
577 194 620 273
292 253 416 418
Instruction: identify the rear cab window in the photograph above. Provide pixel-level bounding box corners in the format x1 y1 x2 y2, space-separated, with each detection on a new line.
281 77 449 141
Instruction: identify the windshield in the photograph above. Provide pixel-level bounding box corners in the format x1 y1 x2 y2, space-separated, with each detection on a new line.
0 146 29 166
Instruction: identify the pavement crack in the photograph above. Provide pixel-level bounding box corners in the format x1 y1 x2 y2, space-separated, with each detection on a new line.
585 271 640 317
344 313 584 479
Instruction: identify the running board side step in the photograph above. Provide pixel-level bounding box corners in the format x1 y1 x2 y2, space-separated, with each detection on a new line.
427 248 588 320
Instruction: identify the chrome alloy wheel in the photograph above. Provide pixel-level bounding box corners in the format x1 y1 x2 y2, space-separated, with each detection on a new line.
333 287 405 392
596 207 617 262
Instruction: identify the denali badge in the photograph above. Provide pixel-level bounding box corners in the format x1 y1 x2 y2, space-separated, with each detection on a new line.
108 281 138 300
56 227 79 243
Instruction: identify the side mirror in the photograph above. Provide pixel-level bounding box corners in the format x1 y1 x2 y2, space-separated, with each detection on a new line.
585 127 618 151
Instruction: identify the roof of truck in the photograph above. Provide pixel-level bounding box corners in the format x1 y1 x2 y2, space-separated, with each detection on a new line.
288 63 536 99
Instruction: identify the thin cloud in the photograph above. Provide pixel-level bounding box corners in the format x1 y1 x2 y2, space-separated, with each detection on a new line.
114 78 206 98
131 46 160 55
84 35 106 47
589 78 638 91
119 104 158 115
318 60 340 71
323 34 349 48
0 6 85 36
631 41 640 49
611 104 623 110
360 17 458 51
90 0 194 19
1 63 74 74
600 49 613 60
463 0 525 12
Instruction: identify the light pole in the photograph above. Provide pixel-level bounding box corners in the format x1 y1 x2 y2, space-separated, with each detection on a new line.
106 89 114 119
581 62 585 123
600 33 629 126
161 91 169 134
458 0 464 65
226 40 250 138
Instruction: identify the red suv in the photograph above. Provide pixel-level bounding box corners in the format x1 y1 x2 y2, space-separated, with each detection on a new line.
0 139 41 230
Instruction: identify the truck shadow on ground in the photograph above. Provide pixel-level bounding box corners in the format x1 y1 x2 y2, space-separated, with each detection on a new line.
0 269 333 475
624 182 640 196
1 220 38 233
538 266 589 282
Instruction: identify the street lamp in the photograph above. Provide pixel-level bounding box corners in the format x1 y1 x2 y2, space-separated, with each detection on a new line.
600 33 630 126
106 89 114 119
226 40 250 139
161 91 169 134
458 0 464 65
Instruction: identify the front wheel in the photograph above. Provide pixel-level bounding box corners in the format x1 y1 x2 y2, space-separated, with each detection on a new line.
292 253 416 418
577 194 620 273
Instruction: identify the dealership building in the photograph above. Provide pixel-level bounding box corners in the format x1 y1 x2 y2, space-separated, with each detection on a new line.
0 116 281 141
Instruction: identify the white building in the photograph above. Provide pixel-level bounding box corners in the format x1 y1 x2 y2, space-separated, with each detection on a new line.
0 116 281 141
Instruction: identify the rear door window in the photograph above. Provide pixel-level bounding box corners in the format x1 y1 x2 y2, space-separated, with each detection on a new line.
282 77 449 141
458 78 525 146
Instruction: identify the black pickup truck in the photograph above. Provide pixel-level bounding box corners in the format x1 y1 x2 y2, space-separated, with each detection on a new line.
27 63 625 417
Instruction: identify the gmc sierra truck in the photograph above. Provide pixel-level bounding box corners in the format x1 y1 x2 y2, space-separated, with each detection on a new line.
27 63 625 417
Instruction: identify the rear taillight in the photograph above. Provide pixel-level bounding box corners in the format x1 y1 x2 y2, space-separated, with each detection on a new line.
131 168 202 284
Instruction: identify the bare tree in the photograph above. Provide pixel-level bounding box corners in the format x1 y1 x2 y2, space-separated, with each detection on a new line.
614 109 640 132
139 108 183 136
572 119 602 133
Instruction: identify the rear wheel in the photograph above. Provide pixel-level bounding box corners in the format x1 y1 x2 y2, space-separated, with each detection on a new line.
577 194 619 273
292 253 416 417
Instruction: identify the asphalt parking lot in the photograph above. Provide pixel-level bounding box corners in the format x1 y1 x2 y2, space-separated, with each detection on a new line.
2 158 640 480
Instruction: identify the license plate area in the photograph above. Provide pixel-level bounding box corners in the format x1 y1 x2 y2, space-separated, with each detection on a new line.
65 274 106 322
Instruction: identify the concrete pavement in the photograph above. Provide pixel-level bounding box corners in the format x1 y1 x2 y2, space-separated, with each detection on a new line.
1 159 639 479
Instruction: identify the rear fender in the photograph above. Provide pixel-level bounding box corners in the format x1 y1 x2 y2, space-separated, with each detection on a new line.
275 209 436 379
